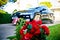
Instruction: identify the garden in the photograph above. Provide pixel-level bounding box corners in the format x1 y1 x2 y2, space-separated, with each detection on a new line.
7 18 60 40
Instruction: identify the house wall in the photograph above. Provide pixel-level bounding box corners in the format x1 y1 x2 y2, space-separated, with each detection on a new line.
53 11 60 21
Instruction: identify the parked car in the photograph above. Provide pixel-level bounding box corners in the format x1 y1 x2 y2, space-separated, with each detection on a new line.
12 6 55 24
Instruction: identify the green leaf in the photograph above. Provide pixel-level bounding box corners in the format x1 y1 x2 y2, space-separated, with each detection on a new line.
0 0 8 6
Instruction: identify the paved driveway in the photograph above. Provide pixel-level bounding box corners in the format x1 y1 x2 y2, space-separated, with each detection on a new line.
0 24 16 40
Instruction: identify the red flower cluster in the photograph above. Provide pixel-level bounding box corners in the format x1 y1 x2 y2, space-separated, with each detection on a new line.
20 20 50 40
41 25 50 35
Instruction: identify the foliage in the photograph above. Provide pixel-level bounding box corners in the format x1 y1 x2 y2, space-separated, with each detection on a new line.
14 0 17 2
0 13 11 24
39 2 52 8
0 10 7 14
13 9 17 13
47 24 60 40
0 0 8 6
7 36 16 40
0 10 11 24
16 18 26 40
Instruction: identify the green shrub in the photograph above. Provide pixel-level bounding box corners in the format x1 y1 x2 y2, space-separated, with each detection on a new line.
0 0 8 6
0 10 11 24
0 10 7 14
0 13 11 24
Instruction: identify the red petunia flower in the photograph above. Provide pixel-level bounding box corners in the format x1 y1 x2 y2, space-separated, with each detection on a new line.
41 25 50 35
37 20 42 25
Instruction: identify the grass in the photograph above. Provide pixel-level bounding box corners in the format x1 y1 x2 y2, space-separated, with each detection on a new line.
47 24 60 40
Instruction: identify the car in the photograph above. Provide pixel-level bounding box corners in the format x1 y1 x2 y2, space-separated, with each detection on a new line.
41 13 55 24
17 6 51 19
12 6 55 24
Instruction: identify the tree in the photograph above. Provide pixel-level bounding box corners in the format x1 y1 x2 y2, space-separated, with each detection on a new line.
14 0 17 2
0 9 7 14
0 0 8 6
39 2 52 8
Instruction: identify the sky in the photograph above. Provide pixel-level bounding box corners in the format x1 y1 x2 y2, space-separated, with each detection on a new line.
2 0 60 13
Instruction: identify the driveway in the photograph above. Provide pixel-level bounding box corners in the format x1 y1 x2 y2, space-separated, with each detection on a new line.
0 24 16 40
